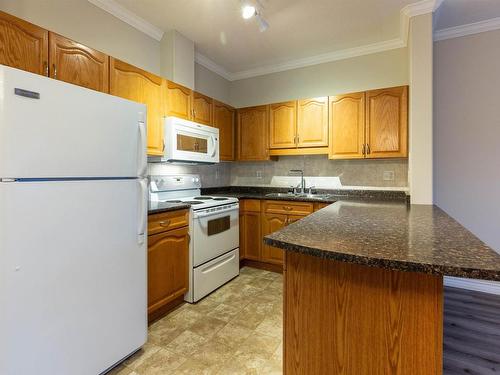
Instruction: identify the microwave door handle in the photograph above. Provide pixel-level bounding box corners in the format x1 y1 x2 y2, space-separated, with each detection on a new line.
210 135 217 157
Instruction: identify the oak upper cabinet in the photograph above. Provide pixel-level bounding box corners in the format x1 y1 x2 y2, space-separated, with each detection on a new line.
109 58 165 156
329 92 365 159
147 223 189 321
192 91 213 125
49 33 109 93
166 81 192 120
269 101 297 149
213 100 235 161
0 10 48 75
297 97 329 148
365 86 408 158
237 105 270 161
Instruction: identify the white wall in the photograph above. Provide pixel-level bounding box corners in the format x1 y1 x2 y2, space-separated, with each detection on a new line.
434 29 500 253
0 0 161 74
408 14 434 204
195 63 231 104
229 48 409 108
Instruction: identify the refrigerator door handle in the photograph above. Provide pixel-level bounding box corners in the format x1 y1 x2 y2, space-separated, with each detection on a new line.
137 121 147 178
137 178 148 244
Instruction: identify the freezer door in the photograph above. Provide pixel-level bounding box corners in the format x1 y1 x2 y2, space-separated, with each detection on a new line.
0 65 147 179
0 179 147 375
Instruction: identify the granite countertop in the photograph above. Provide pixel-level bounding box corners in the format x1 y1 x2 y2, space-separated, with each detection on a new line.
263 200 500 281
148 201 191 215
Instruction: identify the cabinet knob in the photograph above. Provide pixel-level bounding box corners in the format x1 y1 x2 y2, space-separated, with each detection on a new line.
366 144 371 154
159 220 171 227
52 64 57 79
43 61 49 76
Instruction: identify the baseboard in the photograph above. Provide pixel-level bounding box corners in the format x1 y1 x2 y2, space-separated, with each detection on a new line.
444 276 500 295
240 259 283 274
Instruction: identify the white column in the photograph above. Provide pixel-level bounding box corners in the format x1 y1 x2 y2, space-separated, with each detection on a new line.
160 30 195 89
408 14 434 204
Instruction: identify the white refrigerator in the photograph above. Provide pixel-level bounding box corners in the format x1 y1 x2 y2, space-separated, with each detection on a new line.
0 66 148 375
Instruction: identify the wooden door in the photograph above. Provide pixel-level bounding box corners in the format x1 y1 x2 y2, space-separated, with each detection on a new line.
241 211 261 261
365 86 408 158
109 58 165 156
166 80 192 120
0 10 48 75
269 101 297 149
261 213 288 265
237 105 270 161
213 100 235 161
147 227 189 316
329 92 365 159
192 91 213 125
49 32 108 93
297 97 329 148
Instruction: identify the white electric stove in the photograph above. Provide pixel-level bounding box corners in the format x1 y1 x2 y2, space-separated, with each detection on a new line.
149 174 239 302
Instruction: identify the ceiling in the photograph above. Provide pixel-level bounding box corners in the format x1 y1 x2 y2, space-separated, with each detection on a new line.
113 0 415 76
435 0 500 30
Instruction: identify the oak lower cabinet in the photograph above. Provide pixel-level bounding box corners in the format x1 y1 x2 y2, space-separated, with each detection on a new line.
49 32 109 93
147 210 190 322
109 58 165 156
237 105 270 161
192 91 213 125
261 213 288 264
0 10 48 75
239 200 262 261
213 100 235 161
166 80 192 120
329 86 408 160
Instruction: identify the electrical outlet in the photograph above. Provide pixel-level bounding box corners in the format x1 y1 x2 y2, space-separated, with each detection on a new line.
256 170 263 179
383 171 395 181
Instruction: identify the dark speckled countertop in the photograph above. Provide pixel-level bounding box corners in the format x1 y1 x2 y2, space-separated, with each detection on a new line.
148 201 191 215
264 200 500 281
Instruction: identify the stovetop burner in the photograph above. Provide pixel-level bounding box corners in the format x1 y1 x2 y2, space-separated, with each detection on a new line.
166 200 182 203
185 201 204 205
213 197 229 201
193 196 213 200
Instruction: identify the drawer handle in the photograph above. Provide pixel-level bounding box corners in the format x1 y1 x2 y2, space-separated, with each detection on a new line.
283 206 293 211
159 220 171 227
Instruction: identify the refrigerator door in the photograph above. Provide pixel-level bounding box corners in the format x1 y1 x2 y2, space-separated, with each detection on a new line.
0 179 147 375
0 65 147 179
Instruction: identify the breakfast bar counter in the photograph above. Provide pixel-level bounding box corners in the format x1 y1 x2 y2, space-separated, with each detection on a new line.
264 200 500 374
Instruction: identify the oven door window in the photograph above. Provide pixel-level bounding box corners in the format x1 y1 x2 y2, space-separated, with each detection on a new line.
177 133 208 154
207 216 230 236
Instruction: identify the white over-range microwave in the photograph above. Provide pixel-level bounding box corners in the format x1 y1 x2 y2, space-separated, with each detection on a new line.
149 116 220 164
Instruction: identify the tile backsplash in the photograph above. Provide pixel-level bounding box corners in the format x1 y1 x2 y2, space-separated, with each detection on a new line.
148 155 408 189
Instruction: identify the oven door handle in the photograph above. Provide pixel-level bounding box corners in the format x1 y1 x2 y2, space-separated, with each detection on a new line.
193 206 239 219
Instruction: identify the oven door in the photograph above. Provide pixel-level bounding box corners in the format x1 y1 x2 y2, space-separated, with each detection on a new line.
192 205 239 266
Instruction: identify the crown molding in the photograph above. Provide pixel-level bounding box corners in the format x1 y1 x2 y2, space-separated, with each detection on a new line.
194 52 233 81
445 276 500 295
434 16 500 41
88 0 164 41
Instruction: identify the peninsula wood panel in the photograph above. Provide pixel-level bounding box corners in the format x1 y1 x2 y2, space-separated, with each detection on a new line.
192 91 213 125
269 101 297 149
166 81 192 120
147 226 189 319
213 100 235 161
284 251 443 375
237 105 270 161
366 86 408 158
109 58 165 156
0 10 48 75
49 33 108 93
297 97 329 148
329 92 365 159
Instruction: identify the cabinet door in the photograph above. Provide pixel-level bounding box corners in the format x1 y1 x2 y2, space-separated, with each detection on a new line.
261 213 288 265
241 211 262 261
214 100 235 161
297 97 329 148
237 105 270 161
166 81 192 120
365 86 408 158
269 101 297 149
147 227 189 316
329 92 365 159
109 58 165 156
192 91 213 125
49 32 108 93
0 10 48 75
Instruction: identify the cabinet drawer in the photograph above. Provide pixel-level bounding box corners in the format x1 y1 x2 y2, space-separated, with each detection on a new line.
148 209 189 235
240 199 261 212
263 200 314 215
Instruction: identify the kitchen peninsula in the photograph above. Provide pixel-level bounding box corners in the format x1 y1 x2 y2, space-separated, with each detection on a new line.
264 201 500 374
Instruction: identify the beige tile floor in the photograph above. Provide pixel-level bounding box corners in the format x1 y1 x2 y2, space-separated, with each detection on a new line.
107 267 283 375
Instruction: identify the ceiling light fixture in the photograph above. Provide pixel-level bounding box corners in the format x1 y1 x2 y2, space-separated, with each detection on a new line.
242 5 256 19
240 0 270 32
255 13 269 32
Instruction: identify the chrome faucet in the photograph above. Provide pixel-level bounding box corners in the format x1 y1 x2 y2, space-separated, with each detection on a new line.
289 169 305 193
